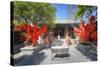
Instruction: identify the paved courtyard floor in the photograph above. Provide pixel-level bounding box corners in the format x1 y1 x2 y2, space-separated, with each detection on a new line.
14 39 94 66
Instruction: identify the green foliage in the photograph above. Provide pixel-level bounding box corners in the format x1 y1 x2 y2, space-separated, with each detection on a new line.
74 5 97 20
13 1 56 29
14 1 34 20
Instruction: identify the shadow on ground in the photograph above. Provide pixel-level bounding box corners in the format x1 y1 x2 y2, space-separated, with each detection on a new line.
14 45 49 66
54 53 70 58
76 44 97 61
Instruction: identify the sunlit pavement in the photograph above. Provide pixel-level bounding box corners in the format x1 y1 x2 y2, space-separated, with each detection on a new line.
14 39 92 66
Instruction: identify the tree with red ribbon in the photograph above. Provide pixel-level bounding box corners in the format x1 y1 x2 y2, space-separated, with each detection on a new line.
74 15 97 43
14 23 48 47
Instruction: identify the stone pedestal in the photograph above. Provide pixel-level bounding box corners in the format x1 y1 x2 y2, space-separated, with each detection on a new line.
20 45 37 55
51 40 69 59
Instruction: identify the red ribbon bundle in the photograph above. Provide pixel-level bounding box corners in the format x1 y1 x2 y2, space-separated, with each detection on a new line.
74 15 97 43
14 23 48 47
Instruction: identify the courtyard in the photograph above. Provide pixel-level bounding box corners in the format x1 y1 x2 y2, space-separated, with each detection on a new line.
11 1 97 66
14 38 96 66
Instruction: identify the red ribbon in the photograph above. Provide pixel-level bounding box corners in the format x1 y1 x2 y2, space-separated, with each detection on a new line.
74 16 97 43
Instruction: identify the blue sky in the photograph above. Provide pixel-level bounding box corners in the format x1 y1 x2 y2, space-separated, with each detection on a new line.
52 4 77 20
51 3 97 22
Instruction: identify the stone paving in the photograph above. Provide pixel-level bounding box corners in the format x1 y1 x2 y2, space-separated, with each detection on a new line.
14 39 94 66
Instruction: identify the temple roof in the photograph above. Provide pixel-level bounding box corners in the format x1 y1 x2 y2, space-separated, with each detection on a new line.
55 19 80 24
